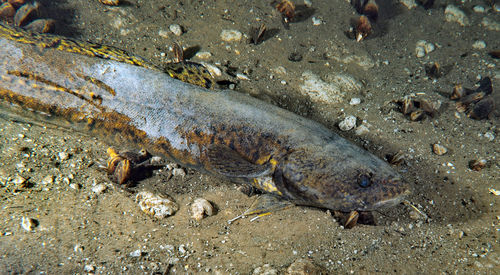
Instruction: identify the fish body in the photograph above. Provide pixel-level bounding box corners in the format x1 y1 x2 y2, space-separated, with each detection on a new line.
0 24 410 212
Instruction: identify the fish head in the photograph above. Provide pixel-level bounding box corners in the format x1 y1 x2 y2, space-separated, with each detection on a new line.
275 143 411 212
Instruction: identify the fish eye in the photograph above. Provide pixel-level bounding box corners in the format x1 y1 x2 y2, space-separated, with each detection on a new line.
358 174 371 188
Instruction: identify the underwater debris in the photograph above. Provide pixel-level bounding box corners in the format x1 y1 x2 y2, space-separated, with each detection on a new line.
276 0 295 23
452 77 495 120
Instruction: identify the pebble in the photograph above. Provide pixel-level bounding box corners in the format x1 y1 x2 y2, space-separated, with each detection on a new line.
472 40 486 50
399 0 417 9
484 131 495 141
349 97 361 105
158 29 169 38
432 143 448 155
473 5 485 13
195 51 212 59
444 5 469 26
169 24 183 36
415 40 435 58
83 265 95 272
252 264 278 275
338 116 357 131
311 17 321 26
191 198 214 221
354 124 370 135
129 249 142 257
41 175 54 185
481 17 500 31
92 183 107 194
58 151 70 161
236 73 250 80
172 167 186 178
13 174 27 186
220 29 243 42
136 191 178 219
21 217 38 231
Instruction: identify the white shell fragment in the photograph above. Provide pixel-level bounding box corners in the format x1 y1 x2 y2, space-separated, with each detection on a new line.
136 191 178 219
339 116 357 131
21 217 38 231
444 5 469 26
432 144 448 155
415 40 435 58
169 24 183 36
220 29 243 42
190 198 214 221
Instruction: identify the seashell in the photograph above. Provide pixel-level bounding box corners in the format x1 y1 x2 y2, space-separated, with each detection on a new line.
387 150 405 165
425 62 441 78
276 0 295 22
468 159 487 171
21 216 38 231
190 198 214 221
98 0 120 6
14 1 39 27
455 101 467 113
344 210 359 229
419 99 439 117
409 110 425 121
0 2 15 21
401 97 415 115
451 84 465 99
114 158 131 185
24 18 55 33
7 0 27 8
432 143 447 155
136 191 178 219
355 15 371 42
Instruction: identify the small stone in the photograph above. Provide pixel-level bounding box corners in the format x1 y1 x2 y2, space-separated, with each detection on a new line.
158 29 169 38
236 73 250 80
129 249 142 257
172 168 186 178
399 0 417 10
83 265 95 272
69 183 80 190
338 116 357 131
354 125 369 135
195 51 212 59
92 184 106 194
220 29 243 42
415 40 435 58
58 151 70 161
41 175 54 185
469 159 487 171
472 40 486 50
484 131 495 141
482 17 500 31
253 264 278 275
191 198 214 221
444 5 469 26
473 5 485 13
311 17 322 26
432 143 447 155
13 174 27 186
169 24 183 36
349 97 361 105
21 217 38 231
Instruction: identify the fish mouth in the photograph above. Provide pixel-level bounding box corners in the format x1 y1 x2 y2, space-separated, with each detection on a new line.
371 188 411 209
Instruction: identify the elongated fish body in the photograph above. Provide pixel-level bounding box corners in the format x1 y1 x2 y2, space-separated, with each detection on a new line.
0 24 410 212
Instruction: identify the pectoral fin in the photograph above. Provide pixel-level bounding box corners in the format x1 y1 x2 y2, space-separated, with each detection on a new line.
206 144 272 178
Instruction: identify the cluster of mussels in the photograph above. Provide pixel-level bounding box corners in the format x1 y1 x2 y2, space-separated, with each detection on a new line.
452 77 495 120
0 0 54 33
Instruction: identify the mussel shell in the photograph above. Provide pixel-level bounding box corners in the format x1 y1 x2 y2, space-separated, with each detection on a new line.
14 1 39 27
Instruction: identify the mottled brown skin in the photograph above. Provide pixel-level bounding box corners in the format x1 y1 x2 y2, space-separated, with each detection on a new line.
0 23 410 212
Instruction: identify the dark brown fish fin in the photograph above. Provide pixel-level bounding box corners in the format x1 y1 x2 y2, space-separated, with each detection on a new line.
207 144 272 178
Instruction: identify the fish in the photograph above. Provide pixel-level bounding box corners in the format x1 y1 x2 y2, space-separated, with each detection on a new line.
0 23 410 212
